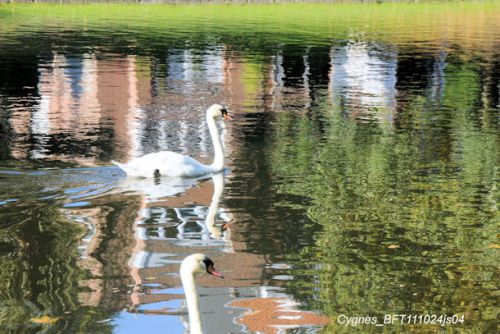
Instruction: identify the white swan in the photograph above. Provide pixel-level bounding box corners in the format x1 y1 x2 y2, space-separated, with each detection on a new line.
180 253 224 334
113 104 232 178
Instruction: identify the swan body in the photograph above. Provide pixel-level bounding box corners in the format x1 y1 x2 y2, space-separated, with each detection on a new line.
180 253 223 334
113 152 209 178
113 104 231 178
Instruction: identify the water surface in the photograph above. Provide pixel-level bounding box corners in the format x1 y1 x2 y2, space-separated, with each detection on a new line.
0 3 499 333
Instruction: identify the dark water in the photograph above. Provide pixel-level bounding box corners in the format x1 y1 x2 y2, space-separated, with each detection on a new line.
0 3 498 334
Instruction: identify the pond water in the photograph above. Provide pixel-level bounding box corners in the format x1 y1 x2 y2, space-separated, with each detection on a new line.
0 3 498 334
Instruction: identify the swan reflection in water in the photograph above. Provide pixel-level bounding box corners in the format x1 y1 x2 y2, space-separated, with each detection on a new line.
126 171 235 331
175 172 232 245
127 171 233 251
124 172 329 333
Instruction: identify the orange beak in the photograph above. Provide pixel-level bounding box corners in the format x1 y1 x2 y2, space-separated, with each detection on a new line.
207 264 224 279
223 113 233 121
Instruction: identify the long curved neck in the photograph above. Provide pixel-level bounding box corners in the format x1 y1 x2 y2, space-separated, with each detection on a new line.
206 114 224 173
181 270 203 334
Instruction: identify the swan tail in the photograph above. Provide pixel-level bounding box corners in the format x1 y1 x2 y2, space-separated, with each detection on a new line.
111 160 123 168
112 160 134 175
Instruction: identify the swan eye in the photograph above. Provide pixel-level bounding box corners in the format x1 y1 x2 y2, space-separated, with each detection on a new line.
220 108 228 116
202 257 214 272
202 256 224 278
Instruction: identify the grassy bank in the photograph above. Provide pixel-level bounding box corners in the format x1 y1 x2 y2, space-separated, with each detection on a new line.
1 2 499 53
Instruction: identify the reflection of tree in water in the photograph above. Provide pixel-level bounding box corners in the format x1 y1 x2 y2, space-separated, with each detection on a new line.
0 5 498 333
0 204 116 333
265 54 498 332
224 111 321 259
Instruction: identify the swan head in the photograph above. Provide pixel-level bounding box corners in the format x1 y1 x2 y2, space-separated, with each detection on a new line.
180 253 224 278
207 104 233 120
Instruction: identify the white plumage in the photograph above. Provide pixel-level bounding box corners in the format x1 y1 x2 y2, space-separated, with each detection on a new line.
113 104 231 178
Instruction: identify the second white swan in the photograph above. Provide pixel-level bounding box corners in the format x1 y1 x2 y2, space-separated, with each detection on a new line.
113 104 232 178
181 253 224 334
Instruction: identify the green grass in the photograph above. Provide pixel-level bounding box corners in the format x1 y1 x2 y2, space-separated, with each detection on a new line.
1 2 499 49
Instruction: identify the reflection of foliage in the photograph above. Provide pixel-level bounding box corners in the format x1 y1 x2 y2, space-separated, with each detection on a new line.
0 205 114 333
269 58 498 333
